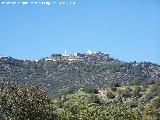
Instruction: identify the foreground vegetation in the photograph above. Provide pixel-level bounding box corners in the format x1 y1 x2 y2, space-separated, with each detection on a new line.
1 80 160 120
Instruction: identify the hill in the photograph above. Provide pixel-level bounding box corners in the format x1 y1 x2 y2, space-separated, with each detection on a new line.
0 51 160 96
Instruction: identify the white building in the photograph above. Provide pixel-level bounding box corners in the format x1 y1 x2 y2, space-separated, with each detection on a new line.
86 49 92 55
86 49 96 55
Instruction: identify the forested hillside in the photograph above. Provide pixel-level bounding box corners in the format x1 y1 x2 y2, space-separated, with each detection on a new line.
0 52 160 96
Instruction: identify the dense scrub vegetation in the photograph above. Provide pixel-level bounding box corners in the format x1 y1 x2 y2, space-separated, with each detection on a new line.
0 56 160 96
1 80 160 120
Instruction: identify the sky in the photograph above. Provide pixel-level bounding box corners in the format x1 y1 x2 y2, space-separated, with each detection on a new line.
0 0 160 64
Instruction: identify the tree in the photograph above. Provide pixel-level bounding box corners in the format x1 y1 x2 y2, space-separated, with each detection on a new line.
1 85 56 120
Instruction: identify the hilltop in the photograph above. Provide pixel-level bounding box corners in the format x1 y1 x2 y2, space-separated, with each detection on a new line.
0 50 160 96
44 50 112 63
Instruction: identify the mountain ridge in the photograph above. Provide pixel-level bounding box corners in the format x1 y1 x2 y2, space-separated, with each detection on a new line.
0 51 160 96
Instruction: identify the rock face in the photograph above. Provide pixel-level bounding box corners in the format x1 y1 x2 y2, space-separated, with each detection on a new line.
0 52 160 95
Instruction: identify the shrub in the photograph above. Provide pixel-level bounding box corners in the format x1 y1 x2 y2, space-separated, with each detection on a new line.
82 86 99 94
107 92 115 99
122 87 132 98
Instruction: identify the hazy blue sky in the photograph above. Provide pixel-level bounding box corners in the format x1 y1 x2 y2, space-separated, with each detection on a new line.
0 0 160 64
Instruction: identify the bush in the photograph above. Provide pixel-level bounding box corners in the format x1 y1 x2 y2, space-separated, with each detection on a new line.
132 86 142 98
151 96 160 108
110 85 117 91
144 92 155 101
126 101 138 108
129 79 140 86
122 87 132 98
82 86 99 94
107 92 115 99
110 81 120 87
91 94 101 104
